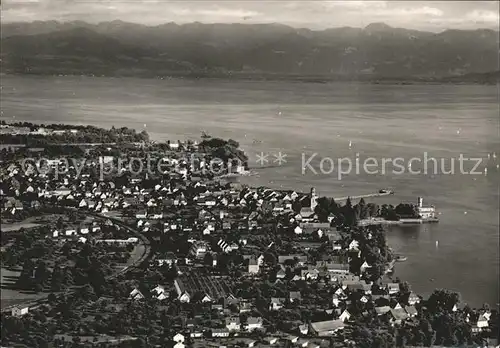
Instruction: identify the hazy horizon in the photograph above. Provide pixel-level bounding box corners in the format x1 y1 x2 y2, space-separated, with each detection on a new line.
2 1 499 33
2 18 499 34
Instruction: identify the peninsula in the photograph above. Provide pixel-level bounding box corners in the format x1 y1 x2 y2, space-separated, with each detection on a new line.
1 122 497 348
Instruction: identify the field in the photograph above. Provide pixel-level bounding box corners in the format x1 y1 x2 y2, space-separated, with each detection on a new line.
0 214 67 233
180 270 233 299
0 222 41 232
0 268 47 309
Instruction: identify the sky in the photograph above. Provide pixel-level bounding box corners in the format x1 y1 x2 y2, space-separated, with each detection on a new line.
2 0 499 32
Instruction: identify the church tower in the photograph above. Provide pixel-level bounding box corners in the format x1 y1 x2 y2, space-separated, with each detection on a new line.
310 187 318 211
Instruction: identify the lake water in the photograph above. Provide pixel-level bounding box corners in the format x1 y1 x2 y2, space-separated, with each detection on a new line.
1 75 499 308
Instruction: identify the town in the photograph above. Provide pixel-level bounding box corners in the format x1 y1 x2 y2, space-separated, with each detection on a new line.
0 122 497 348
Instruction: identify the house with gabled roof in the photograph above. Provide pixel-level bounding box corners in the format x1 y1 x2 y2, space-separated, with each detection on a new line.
225 317 241 331
303 268 320 280
339 309 352 322
248 257 259 274
11 306 29 317
389 308 409 325
289 291 302 303
173 333 185 343
309 319 344 336
135 211 147 219
174 279 191 303
65 228 77 236
129 288 144 300
79 198 88 208
201 294 213 303
264 336 279 345
387 283 400 295
402 291 420 305
212 328 230 337
246 317 263 331
375 306 391 316
270 297 285 311
471 313 490 332
360 261 371 273
405 305 418 317
294 225 303 234
152 285 169 301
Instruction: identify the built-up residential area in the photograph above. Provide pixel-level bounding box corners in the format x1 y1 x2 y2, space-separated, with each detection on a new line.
0 123 497 348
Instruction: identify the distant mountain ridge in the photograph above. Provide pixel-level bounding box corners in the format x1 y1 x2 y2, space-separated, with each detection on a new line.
1 20 499 80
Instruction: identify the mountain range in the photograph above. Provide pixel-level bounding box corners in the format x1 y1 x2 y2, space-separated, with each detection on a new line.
1 20 499 80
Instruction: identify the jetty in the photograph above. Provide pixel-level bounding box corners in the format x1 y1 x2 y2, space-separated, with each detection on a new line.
333 191 393 202
358 217 439 226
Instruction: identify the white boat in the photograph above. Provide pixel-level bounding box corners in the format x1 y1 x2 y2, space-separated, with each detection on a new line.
201 131 211 139
395 255 407 262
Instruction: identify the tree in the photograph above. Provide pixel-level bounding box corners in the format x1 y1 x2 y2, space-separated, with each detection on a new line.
203 252 214 266
263 251 277 266
34 261 49 287
34 283 44 293
315 197 330 222
427 289 460 313
345 197 352 209
399 281 411 297
366 263 385 281
17 258 35 289
367 203 379 218
48 293 57 303
78 284 97 301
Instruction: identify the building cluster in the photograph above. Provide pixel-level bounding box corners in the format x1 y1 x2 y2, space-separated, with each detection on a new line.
0 124 79 136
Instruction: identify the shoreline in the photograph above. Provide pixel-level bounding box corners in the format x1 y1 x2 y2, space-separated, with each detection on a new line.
2 72 498 86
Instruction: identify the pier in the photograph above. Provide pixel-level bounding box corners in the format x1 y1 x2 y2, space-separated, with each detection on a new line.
333 191 393 201
358 217 439 226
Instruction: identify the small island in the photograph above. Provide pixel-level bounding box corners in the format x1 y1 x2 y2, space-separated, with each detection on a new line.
1 122 497 348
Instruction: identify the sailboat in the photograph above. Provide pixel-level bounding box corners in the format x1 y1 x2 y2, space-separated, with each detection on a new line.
493 152 497 159
348 140 352 148
201 131 211 139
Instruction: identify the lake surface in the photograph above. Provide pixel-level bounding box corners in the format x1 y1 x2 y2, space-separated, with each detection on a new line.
1 75 499 308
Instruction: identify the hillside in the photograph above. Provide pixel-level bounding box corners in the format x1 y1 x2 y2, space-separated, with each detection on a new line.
1 21 499 80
